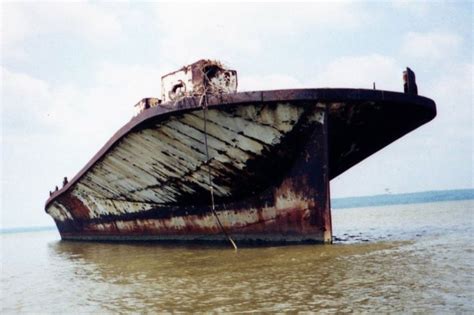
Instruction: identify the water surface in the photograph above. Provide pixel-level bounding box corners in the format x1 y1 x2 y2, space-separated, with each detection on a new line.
1 200 473 313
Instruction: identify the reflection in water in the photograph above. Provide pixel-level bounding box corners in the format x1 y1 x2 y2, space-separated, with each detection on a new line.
2 200 473 313
50 240 404 313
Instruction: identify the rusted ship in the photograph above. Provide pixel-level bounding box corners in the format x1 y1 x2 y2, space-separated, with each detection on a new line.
45 60 436 244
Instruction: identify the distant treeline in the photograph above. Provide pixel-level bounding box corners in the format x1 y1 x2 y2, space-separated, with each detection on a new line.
331 189 474 209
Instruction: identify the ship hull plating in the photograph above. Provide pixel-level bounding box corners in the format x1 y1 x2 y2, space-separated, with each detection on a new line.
45 89 436 244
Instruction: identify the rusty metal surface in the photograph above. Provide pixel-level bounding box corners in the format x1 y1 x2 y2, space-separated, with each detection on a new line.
161 60 237 103
44 88 436 243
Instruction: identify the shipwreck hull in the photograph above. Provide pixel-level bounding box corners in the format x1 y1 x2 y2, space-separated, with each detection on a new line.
45 89 436 244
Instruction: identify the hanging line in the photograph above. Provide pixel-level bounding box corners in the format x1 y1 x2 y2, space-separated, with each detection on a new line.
199 93 238 251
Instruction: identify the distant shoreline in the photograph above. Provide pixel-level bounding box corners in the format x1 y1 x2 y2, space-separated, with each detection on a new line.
331 189 474 209
2 189 473 233
0 225 57 234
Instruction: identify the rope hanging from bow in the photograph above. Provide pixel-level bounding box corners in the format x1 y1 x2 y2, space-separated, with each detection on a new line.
199 92 237 251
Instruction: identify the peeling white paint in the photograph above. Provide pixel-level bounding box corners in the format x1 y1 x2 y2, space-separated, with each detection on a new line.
48 202 73 221
56 102 324 219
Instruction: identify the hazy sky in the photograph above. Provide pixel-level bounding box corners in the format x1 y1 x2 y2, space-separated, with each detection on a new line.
1 1 472 228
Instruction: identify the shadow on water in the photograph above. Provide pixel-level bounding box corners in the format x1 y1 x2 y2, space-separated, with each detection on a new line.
48 235 405 281
47 238 416 313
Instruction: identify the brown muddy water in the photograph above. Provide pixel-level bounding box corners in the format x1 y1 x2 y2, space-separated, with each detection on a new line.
1 200 473 313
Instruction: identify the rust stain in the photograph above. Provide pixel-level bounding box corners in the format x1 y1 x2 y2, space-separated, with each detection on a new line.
58 195 90 220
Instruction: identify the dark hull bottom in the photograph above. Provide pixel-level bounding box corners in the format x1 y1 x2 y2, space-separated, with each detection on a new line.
60 234 327 245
